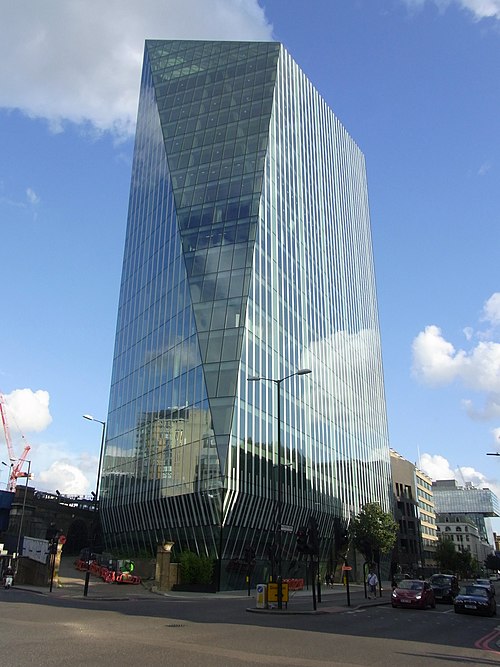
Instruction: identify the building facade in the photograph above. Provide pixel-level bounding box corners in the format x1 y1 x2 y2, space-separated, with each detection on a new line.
415 467 438 570
433 479 500 547
436 513 491 566
101 40 392 588
389 450 437 576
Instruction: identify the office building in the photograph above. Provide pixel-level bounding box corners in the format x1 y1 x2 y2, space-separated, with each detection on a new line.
101 40 392 588
389 450 437 576
436 513 492 564
433 479 500 550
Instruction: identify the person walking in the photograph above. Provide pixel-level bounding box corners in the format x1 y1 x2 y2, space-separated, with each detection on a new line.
367 568 378 598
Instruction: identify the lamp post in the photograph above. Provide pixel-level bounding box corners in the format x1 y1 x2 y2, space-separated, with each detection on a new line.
15 459 32 559
82 414 106 597
248 368 311 609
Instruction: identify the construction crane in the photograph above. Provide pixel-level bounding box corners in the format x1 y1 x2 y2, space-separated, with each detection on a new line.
0 393 31 492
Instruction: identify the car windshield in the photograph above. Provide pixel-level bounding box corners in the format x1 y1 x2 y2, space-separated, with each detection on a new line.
461 586 488 597
476 580 490 586
430 576 451 585
398 580 423 591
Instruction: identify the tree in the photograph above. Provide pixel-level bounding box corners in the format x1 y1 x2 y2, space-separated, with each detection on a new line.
350 502 398 563
456 549 475 579
434 538 457 573
485 553 500 572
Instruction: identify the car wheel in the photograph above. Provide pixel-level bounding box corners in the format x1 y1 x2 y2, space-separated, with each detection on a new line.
391 603 397 608
431 601 436 609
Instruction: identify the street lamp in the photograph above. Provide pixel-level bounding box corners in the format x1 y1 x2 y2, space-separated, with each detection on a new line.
15 459 32 559
247 368 311 609
82 414 106 597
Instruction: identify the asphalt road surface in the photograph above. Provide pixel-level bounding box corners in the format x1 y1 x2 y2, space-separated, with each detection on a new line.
1 588 499 666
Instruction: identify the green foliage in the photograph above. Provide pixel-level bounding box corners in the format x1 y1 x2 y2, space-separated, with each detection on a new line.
350 502 398 562
485 553 500 571
434 537 457 573
456 549 476 578
178 551 214 584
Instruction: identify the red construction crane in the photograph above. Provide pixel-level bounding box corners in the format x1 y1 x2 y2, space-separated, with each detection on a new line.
0 393 31 492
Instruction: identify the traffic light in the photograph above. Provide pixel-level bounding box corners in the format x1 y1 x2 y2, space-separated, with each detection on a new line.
307 517 320 555
244 546 256 564
296 527 308 553
45 524 58 542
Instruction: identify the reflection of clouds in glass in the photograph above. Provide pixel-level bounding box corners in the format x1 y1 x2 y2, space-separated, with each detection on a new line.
130 73 168 193
302 328 386 441
146 335 201 377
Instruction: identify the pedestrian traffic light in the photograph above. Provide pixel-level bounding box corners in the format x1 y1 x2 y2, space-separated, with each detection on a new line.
307 516 320 555
296 527 308 553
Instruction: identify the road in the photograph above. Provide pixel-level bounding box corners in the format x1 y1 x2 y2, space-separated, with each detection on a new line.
1 588 499 666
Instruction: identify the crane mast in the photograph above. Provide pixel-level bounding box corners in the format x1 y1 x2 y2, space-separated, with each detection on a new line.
0 393 31 492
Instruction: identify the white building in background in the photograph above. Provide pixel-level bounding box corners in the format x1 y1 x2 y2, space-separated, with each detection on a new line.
433 479 499 564
436 514 493 565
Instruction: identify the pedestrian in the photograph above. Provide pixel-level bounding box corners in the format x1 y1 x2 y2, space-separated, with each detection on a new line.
367 568 378 598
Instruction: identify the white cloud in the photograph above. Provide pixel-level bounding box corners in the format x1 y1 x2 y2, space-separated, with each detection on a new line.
2 388 52 434
411 325 464 385
38 461 89 496
462 396 500 420
412 296 500 421
26 188 40 205
402 0 500 20
0 0 273 138
458 0 500 20
419 452 500 500
478 161 492 176
418 453 455 479
463 326 475 341
483 293 500 326
413 326 500 398
8 440 98 496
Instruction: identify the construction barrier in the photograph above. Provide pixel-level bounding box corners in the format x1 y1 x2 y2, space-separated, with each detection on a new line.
283 578 304 591
73 559 141 585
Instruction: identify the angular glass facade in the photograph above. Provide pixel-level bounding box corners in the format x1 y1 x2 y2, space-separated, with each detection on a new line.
101 40 392 588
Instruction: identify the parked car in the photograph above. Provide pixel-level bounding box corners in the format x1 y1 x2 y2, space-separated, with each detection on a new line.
391 579 436 609
475 579 496 595
429 574 459 603
454 584 497 616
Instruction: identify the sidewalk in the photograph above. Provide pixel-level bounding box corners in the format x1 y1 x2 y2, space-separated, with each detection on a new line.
246 583 392 615
12 558 392 614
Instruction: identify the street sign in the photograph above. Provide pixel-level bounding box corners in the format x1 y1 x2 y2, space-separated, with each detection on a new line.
280 524 294 533
342 565 352 571
58 535 67 544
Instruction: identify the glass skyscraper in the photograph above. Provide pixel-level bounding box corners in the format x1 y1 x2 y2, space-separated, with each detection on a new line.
101 40 392 588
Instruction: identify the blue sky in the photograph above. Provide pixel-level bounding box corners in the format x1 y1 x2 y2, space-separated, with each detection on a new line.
1 1 499 512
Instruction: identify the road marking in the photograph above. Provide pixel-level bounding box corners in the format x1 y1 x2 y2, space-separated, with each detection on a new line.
475 627 500 654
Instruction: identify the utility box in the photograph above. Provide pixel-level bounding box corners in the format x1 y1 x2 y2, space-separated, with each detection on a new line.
256 583 268 608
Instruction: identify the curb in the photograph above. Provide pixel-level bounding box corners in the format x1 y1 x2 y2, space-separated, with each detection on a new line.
246 598 391 615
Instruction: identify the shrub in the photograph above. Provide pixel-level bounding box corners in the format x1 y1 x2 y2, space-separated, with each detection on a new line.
179 551 214 584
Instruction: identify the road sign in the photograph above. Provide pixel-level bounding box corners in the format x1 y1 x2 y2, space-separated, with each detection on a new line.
342 565 352 571
58 535 67 544
280 524 294 533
